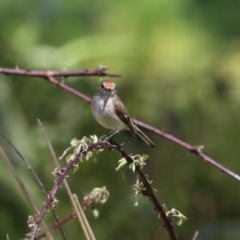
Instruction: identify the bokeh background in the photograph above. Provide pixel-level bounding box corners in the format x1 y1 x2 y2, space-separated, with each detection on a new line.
1 1 240 239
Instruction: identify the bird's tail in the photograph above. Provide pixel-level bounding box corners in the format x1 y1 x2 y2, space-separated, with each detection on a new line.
134 125 155 148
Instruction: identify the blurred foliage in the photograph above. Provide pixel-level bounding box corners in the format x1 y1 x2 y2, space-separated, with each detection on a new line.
0 0 240 239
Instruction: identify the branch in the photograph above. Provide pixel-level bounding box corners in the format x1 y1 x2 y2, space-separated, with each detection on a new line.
38 120 95 240
111 141 176 240
0 147 54 240
30 142 110 240
134 120 240 182
0 132 67 240
36 187 110 240
0 66 121 78
46 75 91 103
35 211 76 240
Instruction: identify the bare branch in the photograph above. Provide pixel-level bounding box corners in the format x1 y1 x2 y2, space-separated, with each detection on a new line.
0 132 67 240
35 211 76 240
0 66 121 78
0 147 54 240
72 194 96 240
38 119 95 240
192 231 199 240
36 189 109 240
46 75 91 103
30 142 110 240
134 120 240 182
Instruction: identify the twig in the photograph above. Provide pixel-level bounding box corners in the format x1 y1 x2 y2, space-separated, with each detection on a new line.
46 75 91 103
0 66 121 78
134 120 240 182
0 132 67 240
192 231 199 240
35 212 76 240
0 147 54 240
0 132 46 193
72 194 96 240
30 142 110 240
38 119 95 240
111 141 176 240
35 188 108 240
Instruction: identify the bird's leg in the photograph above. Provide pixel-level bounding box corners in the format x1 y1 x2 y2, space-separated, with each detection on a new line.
104 130 119 143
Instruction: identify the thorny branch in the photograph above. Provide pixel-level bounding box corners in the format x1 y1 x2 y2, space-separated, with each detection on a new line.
110 141 176 239
0 132 67 239
134 120 240 182
0 65 120 78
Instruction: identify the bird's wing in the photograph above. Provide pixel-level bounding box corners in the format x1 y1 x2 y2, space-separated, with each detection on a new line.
113 96 136 137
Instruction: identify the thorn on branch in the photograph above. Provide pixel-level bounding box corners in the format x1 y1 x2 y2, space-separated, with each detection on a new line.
190 145 204 154
97 65 109 75
52 167 66 179
141 189 149 197
27 215 36 228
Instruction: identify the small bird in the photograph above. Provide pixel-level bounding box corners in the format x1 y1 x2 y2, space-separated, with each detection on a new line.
91 80 155 147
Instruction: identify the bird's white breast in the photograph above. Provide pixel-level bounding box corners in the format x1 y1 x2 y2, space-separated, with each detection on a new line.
91 95 127 131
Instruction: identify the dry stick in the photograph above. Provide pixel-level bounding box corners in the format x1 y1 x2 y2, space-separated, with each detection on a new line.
30 142 110 240
36 189 105 240
0 132 67 240
69 194 92 240
0 147 54 240
134 120 240 182
38 119 96 240
0 132 45 192
72 194 96 240
36 189 108 240
192 231 199 240
46 75 91 103
36 187 109 240
0 67 121 78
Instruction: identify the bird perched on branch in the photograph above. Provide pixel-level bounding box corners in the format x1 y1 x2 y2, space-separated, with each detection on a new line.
91 80 154 147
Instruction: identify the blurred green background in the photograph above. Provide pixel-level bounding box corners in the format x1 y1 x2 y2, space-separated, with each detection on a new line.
1 0 240 239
